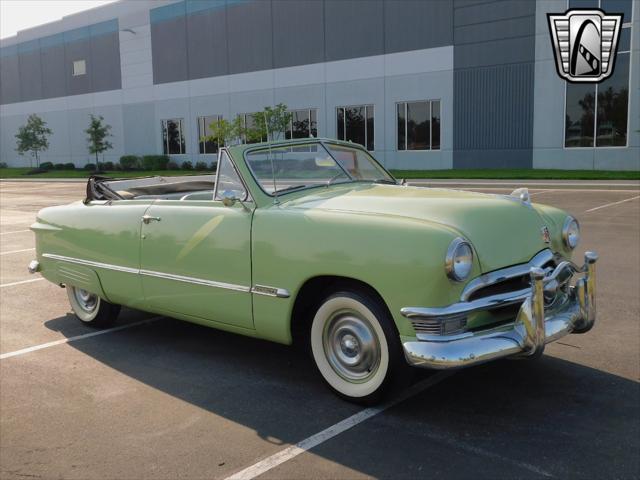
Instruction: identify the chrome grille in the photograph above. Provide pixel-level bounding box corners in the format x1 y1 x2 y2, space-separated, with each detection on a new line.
410 313 467 336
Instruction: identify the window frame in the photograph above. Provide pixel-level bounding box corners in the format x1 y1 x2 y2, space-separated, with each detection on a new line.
197 115 223 155
72 59 86 76
336 104 375 151
161 118 186 155
396 100 441 151
213 148 251 202
286 108 318 140
562 0 634 149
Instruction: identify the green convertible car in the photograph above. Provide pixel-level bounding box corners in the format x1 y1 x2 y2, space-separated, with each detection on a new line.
29 139 597 403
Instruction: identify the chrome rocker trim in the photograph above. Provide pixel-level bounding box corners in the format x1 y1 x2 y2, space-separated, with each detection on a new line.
401 251 597 370
41 253 287 297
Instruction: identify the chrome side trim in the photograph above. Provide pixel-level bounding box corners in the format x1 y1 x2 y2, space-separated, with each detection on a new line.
460 249 555 301
138 269 250 293
251 285 291 298
42 254 251 293
42 253 139 275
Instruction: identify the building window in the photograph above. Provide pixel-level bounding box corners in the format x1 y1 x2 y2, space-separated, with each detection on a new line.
285 109 318 140
397 100 441 151
72 60 86 76
336 105 374 151
565 0 632 147
241 113 267 144
161 119 186 155
198 115 223 154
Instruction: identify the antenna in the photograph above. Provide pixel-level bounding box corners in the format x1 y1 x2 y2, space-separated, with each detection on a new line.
264 110 278 204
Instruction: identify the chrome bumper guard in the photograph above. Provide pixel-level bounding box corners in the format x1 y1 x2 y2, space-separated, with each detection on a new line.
401 251 598 369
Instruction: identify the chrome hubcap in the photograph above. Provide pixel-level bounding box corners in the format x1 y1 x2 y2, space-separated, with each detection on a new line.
323 309 381 383
74 288 98 313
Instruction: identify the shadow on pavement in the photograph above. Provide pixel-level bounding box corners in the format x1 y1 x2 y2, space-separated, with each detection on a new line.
44 310 640 479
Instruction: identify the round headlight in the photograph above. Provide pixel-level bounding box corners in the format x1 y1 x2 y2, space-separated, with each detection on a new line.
445 237 474 281
562 216 580 249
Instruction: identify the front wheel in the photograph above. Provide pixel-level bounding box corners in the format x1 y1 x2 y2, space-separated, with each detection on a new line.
66 286 121 328
310 289 409 404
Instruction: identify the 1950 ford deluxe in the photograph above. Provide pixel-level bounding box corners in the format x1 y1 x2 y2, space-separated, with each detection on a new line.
29 139 597 403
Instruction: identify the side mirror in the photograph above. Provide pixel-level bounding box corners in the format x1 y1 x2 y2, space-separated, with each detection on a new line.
220 190 239 207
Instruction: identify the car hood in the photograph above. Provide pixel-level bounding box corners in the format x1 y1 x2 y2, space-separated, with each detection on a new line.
282 184 553 273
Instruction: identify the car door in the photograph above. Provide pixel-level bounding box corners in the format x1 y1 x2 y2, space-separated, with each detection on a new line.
139 151 254 329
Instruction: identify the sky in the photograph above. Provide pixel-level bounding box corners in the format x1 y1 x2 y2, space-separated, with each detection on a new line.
1 0 118 39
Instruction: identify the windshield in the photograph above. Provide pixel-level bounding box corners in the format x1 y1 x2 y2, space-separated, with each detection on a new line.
244 142 395 195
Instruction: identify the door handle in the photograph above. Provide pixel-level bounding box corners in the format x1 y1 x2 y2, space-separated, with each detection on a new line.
142 214 161 224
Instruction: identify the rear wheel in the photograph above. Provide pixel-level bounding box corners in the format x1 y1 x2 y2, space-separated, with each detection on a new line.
66 286 120 328
310 289 409 404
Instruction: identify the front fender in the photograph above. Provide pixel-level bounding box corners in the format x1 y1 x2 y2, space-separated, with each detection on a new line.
250 207 479 343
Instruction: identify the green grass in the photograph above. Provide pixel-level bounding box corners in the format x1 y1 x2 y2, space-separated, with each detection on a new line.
389 169 640 180
1 167 638 180
0 168 213 179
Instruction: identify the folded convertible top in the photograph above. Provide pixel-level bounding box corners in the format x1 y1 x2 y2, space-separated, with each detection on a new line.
85 175 216 203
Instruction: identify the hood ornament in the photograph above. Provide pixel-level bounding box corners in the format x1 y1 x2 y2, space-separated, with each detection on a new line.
541 226 552 244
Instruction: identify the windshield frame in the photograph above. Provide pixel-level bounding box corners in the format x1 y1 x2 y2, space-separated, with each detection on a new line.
242 139 397 198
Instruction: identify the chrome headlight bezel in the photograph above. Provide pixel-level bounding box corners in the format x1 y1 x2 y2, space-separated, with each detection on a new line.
562 216 580 250
445 237 474 282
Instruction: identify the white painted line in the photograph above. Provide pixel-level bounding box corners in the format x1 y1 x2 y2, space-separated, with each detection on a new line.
584 195 640 213
0 248 35 256
529 189 552 196
0 229 30 236
224 371 455 480
0 317 160 360
0 278 44 288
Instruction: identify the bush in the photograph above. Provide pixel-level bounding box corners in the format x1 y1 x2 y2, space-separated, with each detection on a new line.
99 161 115 171
26 168 48 175
209 162 217 171
181 161 193 170
195 161 208 171
0 162 7 168
40 162 54 170
119 155 140 170
84 163 97 171
167 161 179 170
142 155 170 171
64 163 75 170
54 163 65 170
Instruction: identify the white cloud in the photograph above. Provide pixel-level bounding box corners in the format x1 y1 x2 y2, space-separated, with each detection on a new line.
1 0 118 40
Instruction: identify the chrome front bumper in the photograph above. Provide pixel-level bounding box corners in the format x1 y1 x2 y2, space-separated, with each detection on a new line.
401 251 598 369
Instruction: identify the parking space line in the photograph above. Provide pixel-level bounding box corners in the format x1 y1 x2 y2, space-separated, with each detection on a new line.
0 317 160 360
584 195 640 213
224 371 455 480
1 248 35 256
0 278 44 288
0 229 31 236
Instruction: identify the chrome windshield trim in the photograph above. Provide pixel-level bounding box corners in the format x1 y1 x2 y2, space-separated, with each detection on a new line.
43 254 251 293
42 253 139 275
460 249 555 301
139 269 250 293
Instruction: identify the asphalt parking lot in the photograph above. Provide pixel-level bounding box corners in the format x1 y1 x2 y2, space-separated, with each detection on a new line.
1 180 639 479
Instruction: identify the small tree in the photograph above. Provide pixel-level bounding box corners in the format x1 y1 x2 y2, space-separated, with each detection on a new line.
85 114 113 168
15 114 52 168
249 103 292 142
202 116 243 148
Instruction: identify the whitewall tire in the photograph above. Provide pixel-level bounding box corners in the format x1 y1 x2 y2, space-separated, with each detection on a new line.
310 289 408 404
66 286 120 328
